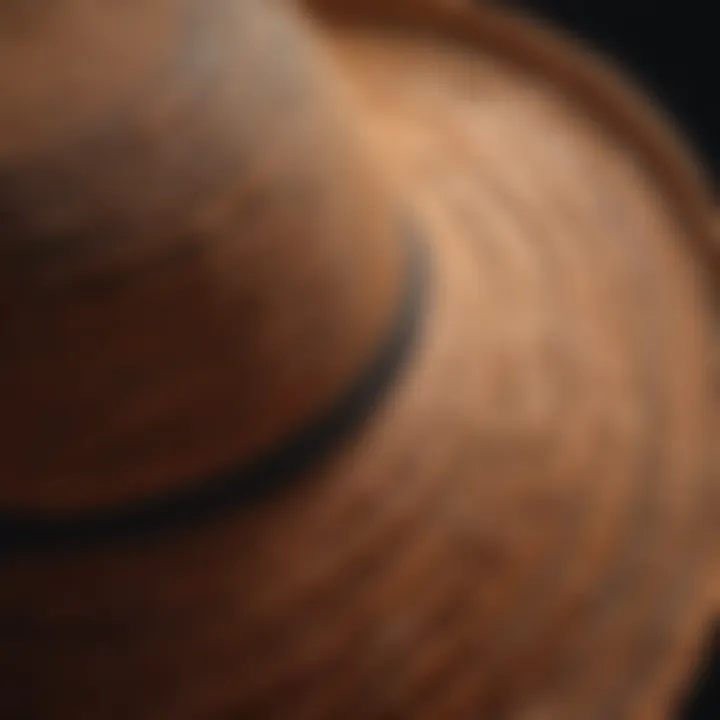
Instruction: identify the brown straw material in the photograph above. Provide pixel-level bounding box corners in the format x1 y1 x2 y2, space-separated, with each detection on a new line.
0 0 718 718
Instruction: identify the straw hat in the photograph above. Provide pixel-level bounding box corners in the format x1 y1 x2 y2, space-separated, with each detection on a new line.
0 0 718 717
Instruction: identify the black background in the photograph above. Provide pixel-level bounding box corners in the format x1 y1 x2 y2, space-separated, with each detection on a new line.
503 0 719 185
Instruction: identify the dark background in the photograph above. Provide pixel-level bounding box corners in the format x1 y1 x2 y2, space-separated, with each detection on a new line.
503 0 719 185
499 3 719 717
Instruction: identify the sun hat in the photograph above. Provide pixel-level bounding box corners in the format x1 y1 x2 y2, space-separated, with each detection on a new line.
0 0 718 717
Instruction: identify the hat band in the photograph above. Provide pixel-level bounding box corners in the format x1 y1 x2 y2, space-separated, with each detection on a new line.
0 226 428 556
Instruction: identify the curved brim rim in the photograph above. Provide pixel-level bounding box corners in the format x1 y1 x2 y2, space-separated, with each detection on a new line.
310 1 720 716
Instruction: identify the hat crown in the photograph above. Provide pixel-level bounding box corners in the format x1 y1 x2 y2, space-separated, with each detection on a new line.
0 0 403 511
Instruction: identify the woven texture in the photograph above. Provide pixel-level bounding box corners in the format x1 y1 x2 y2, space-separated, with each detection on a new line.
0 1 718 718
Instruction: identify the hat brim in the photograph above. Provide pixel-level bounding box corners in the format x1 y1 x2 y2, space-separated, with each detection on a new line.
292 1 720 716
